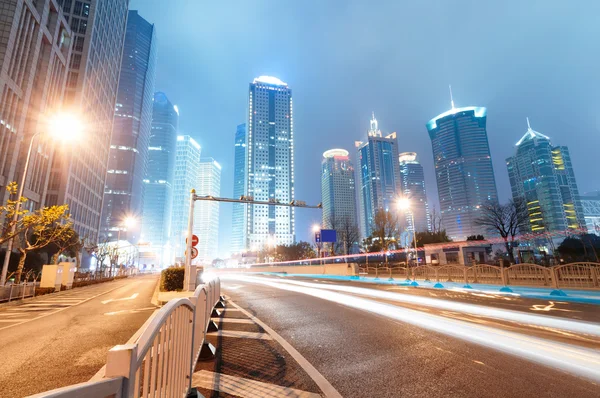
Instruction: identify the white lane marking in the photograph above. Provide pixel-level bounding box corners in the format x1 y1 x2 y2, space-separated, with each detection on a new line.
207 330 272 340
211 317 254 324
104 307 157 316
101 292 139 304
21 303 73 307
530 301 576 313
228 299 343 398
0 319 30 322
192 370 322 398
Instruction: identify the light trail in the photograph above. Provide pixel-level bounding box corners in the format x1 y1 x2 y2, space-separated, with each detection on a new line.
234 276 600 338
224 275 600 382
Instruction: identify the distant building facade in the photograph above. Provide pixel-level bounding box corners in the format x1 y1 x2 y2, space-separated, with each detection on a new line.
101 10 157 243
194 158 221 264
356 113 401 238
170 136 201 260
140 92 178 263
581 191 600 236
0 0 72 209
47 0 129 242
321 148 357 228
398 152 431 233
506 120 586 234
426 105 498 240
244 76 294 250
231 123 246 254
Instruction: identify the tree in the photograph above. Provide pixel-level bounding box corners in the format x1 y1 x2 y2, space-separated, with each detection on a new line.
477 198 529 265
414 230 452 247
430 205 444 233
466 234 485 241
0 182 30 246
94 238 111 276
370 209 399 264
14 205 73 283
45 230 80 264
273 241 316 261
339 216 360 255
557 234 600 262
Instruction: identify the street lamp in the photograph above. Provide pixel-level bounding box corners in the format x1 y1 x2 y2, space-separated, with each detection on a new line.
1 112 83 285
312 224 322 264
397 198 418 268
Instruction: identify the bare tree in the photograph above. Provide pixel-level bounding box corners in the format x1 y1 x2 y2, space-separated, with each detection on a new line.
371 209 399 265
94 239 111 277
430 205 443 233
477 198 529 265
339 216 360 255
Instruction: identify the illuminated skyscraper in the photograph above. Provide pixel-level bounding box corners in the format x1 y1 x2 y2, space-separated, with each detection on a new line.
245 76 294 250
398 152 431 233
506 119 585 234
426 103 498 240
194 158 221 264
356 113 401 238
231 123 246 254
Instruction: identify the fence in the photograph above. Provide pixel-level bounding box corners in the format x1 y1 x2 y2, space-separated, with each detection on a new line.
0 281 39 303
30 278 222 398
357 262 600 290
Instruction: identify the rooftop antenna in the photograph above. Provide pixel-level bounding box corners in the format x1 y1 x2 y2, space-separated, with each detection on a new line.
526 117 531 130
449 85 455 110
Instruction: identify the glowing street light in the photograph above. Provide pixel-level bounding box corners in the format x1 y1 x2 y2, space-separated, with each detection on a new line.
397 198 418 268
312 224 321 233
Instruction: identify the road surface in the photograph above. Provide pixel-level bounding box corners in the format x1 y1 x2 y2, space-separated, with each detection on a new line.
213 274 600 398
0 274 158 397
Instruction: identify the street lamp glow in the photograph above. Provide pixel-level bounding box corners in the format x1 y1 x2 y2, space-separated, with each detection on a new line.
48 112 83 141
312 224 321 233
397 198 410 211
123 216 137 229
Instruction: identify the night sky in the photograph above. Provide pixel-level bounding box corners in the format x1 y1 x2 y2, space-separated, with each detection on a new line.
130 0 600 258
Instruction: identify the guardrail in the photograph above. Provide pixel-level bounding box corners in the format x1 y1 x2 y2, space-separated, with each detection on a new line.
29 278 222 398
0 281 39 303
358 262 600 289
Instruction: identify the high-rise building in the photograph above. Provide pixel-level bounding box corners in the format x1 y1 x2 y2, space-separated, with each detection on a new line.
398 152 431 233
425 104 498 240
356 113 401 238
231 123 246 254
245 76 294 250
47 0 128 242
101 10 157 243
170 135 201 260
140 92 178 263
506 120 586 234
0 0 72 209
194 158 221 264
321 148 357 230
580 191 600 236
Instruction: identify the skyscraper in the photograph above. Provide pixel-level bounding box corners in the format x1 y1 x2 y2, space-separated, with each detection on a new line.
506 120 586 234
580 192 600 236
426 104 498 240
170 135 201 260
356 113 401 238
194 158 221 264
245 76 294 250
321 149 357 230
398 152 431 233
231 123 246 254
140 92 179 262
47 0 128 242
0 0 72 208
101 10 157 243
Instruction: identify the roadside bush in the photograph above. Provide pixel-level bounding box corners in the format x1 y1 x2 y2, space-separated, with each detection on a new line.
35 287 56 296
160 267 184 291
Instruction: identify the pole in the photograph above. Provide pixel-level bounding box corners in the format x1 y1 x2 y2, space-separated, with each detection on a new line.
1 133 38 285
411 211 418 267
184 189 195 291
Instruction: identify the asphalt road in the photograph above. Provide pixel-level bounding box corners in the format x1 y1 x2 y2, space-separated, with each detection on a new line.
220 275 600 398
0 274 159 398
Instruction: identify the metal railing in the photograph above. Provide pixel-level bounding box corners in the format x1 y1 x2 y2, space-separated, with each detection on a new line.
0 281 39 303
29 278 222 398
357 262 600 290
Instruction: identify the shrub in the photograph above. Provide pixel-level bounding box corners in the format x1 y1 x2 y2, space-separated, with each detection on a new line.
160 267 184 291
35 287 56 296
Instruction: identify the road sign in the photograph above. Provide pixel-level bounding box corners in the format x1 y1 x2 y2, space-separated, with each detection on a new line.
315 232 321 243
186 234 199 247
321 229 337 243
191 247 198 259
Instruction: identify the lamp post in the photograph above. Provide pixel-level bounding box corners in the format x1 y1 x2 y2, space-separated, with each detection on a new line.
397 198 418 269
116 216 137 272
312 224 322 265
1 112 82 285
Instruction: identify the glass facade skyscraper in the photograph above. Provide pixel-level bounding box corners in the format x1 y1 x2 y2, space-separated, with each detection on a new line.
356 113 401 238
140 92 178 263
321 148 357 232
506 121 585 234
101 10 157 243
194 158 221 264
245 76 294 250
231 123 246 254
398 152 431 233
581 191 600 236
426 106 498 240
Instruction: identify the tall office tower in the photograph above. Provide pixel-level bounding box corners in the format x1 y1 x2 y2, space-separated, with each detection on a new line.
580 191 600 236
140 92 178 263
398 152 431 233
356 113 402 238
0 0 71 208
321 149 357 231
506 119 586 234
170 135 201 260
245 76 294 250
100 10 157 243
230 123 246 254
426 103 498 240
47 0 128 242
194 158 221 264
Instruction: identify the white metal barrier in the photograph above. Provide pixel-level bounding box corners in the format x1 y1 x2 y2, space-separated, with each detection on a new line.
0 281 38 302
29 277 222 398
